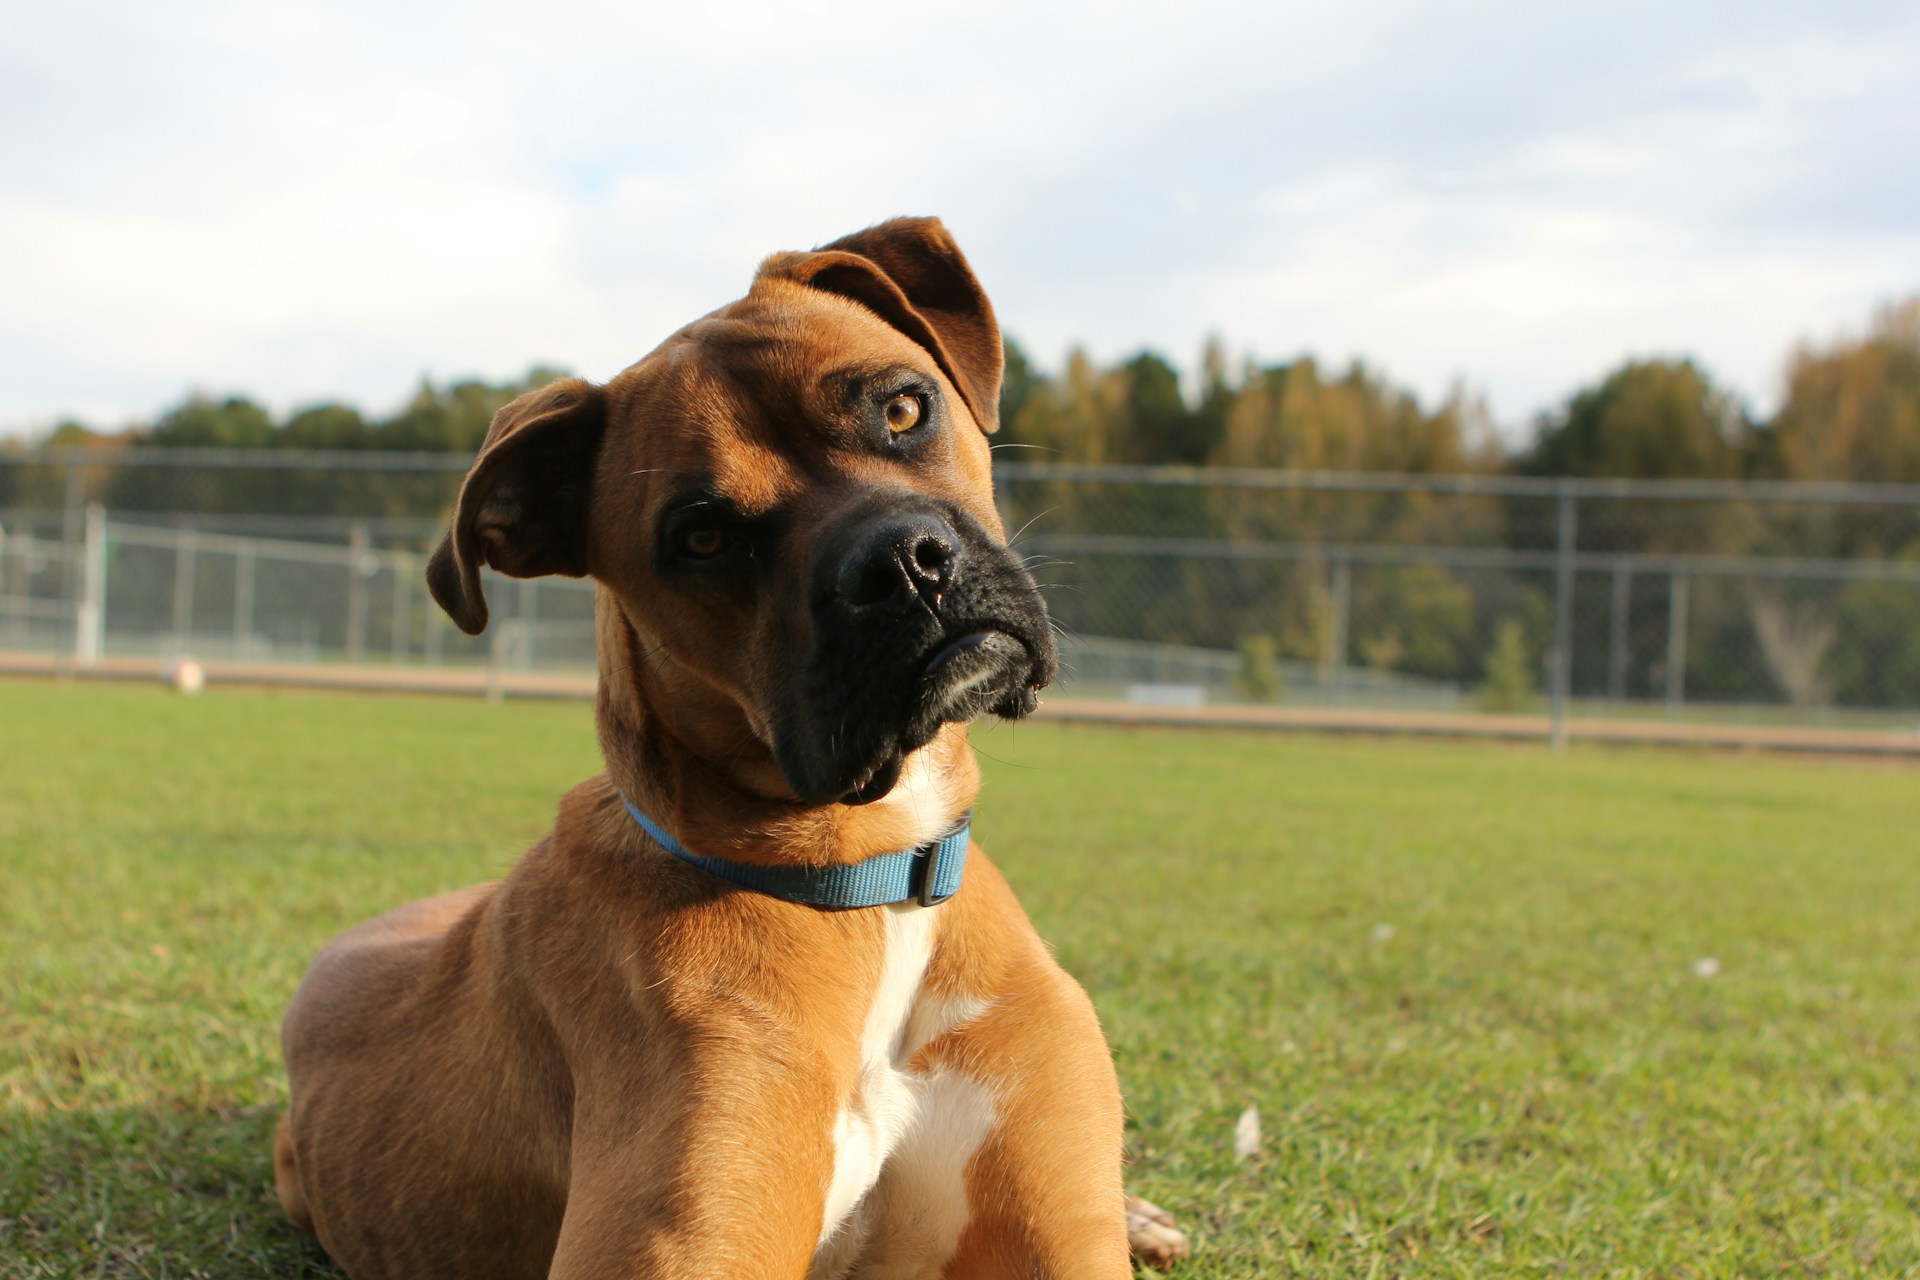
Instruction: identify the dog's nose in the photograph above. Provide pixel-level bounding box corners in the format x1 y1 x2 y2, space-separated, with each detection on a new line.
837 513 960 613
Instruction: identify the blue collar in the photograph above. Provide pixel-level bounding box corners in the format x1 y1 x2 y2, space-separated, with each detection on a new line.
617 793 970 910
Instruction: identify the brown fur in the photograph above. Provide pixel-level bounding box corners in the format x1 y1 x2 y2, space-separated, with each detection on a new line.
277 218 1131 1279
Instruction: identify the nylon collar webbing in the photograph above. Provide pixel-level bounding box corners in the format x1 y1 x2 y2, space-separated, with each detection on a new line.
617 793 970 910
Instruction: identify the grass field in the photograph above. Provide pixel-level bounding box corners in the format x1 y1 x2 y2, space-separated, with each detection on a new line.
3 682 1918 1278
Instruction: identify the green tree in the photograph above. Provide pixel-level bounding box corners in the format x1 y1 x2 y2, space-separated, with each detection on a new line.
1756 301 1920 709
147 395 275 448
1192 336 1238 468
1825 576 1920 708
1762 297 1920 485
1213 355 1483 474
1478 619 1540 712
1234 633 1284 702
1114 351 1209 465
43 420 114 448
1005 348 1125 463
998 338 1044 449
1522 358 1747 481
281 404 369 450
1353 564 1474 679
372 368 562 452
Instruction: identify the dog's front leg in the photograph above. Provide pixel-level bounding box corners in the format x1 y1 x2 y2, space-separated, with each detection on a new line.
545 1047 840 1280
931 972 1134 1280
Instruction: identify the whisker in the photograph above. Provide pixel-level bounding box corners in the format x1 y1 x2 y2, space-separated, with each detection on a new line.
1005 507 1057 548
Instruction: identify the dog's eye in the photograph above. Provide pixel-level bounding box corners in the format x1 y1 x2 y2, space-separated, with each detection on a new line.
884 394 924 435
680 526 733 558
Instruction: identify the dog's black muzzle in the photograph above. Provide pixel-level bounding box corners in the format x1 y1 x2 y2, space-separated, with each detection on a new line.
773 496 1057 805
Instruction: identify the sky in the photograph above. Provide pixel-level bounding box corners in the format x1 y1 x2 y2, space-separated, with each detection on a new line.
3 0 1916 442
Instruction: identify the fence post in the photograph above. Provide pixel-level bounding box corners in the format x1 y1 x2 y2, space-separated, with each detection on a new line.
1326 556 1350 696
517 578 538 669
170 526 198 653
60 461 84 607
75 504 106 665
1607 561 1631 703
486 619 514 703
1665 571 1690 712
390 552 411 664
346 523 370 662
1549 486 1577 751
234 546 255 659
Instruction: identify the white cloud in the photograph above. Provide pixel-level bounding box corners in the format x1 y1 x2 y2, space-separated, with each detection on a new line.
1 0 1915 438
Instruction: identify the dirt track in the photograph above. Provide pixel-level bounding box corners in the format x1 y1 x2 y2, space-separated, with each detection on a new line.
5 652 1917 760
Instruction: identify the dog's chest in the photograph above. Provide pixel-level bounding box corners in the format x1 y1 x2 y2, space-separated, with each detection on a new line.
809 903 994 1280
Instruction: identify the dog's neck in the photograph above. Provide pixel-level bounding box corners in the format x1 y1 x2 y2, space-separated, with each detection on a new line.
592 593 980 868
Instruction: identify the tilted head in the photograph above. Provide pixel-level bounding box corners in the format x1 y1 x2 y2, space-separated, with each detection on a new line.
425 218 1056 814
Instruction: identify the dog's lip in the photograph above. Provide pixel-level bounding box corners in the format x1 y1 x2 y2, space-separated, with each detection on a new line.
924 629 1023 679
840 749 905 806
922 630 1027 717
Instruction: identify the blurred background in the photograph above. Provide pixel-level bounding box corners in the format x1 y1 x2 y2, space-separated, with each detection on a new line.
3 0 1918 743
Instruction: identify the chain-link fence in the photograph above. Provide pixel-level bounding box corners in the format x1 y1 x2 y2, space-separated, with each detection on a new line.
4 450 1918 737
995 463 1920 736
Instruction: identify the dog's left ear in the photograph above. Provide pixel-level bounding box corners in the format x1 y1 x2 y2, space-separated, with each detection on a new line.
769 217 1004 433
425 377 606 635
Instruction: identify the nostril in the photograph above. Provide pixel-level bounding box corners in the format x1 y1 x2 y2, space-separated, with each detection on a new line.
845 557 902 610
911 536 954 580
836 514 961 613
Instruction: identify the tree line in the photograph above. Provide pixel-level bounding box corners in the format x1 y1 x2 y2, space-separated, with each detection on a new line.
3 297 1915 711
12 295 1916 486
996 296 1920 486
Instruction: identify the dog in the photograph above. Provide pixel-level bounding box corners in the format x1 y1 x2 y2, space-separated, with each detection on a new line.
274 218 1146 1279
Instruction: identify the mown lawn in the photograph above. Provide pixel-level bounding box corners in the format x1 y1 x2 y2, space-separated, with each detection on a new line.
2 681 1917 1277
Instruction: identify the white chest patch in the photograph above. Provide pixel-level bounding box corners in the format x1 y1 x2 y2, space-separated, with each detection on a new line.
809 900 995 1280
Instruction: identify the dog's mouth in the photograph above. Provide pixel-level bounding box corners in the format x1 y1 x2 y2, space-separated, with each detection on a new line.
773 500 1058 808
835 629 1041 805
922 630 1034 720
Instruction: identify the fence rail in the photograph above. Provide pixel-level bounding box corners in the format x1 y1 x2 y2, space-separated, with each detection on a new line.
998 460 1920 507
4 450 1918 742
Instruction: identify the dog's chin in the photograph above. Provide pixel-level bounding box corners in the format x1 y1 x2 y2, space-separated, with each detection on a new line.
786 629 1045 807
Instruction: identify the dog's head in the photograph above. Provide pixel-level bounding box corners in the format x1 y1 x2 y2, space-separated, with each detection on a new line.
426 217 1056 807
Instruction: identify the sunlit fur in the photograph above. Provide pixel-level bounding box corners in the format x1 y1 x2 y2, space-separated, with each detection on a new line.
277 219 1129 1279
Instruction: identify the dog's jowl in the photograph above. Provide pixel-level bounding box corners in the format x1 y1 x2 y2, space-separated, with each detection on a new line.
274 218 1135 1279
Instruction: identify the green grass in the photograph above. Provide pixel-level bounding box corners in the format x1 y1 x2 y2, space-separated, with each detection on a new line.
3 682 1917 1277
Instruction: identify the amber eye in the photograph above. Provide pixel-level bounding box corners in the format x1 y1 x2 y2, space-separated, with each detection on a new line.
681 526 733 558
884 394 923 435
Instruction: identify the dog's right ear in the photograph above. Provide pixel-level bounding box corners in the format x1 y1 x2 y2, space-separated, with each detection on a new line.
426 377 606 635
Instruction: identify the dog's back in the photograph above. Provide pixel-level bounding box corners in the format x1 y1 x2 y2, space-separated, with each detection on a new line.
279 876 575 1275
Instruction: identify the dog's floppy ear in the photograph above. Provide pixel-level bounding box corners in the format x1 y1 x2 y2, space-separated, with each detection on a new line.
770 217 1004 433
425 377 606 635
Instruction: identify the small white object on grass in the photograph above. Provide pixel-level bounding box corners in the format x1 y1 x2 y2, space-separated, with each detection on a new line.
1371 922 1396 942
1692 956 1720 978
1233 1104 1260 1160
165 657 205 695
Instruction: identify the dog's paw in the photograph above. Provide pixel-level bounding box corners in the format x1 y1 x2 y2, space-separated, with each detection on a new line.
1125 1194 1190 1271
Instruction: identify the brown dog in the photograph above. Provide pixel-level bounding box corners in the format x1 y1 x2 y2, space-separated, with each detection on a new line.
275 218 1140 1279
